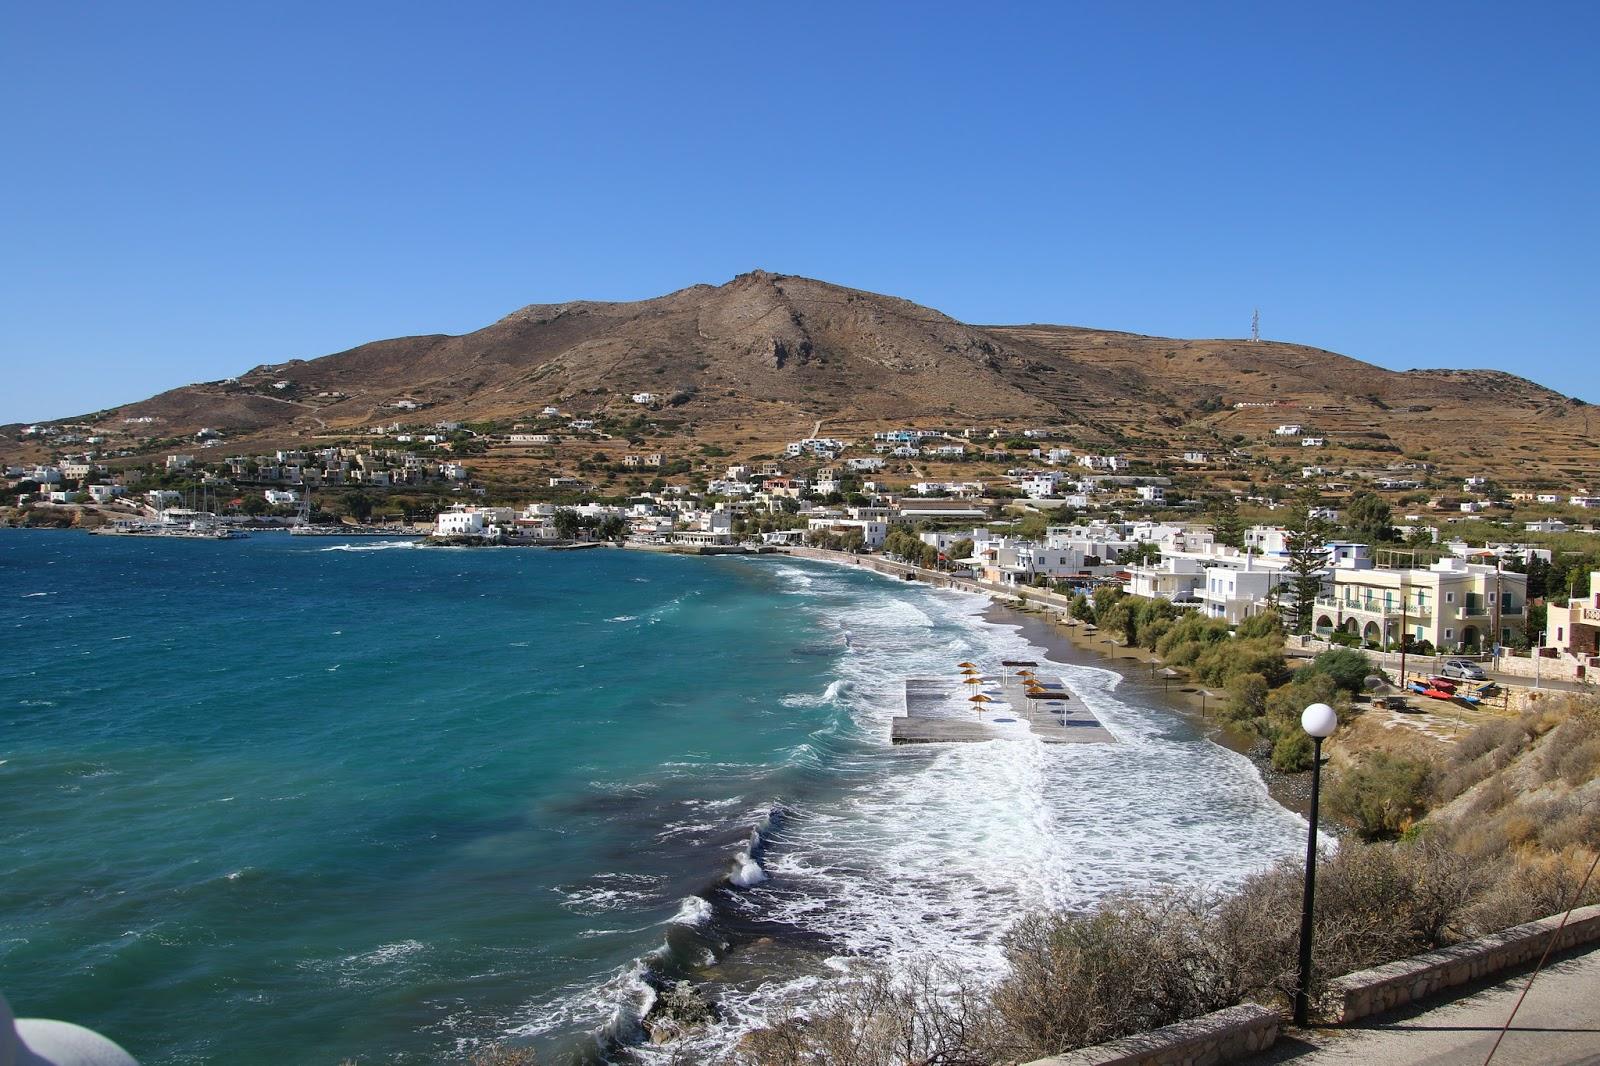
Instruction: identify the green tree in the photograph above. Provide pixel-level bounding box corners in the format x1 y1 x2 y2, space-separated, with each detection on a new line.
1124 541 1161 566
950 538 975 563
1070 592 1095 624
1344 492 1395 545
1282 484 1332 634
596 514 628 541
1404 525 1436 549
241 494 269 516
344 491 374 522
553 508 581 540
1207 494 1244 549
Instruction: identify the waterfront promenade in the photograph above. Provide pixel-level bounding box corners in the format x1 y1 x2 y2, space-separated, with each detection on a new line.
1255 944 1600 1065
890 670 1116 745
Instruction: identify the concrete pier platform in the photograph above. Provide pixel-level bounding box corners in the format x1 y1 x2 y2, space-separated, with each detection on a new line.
890 672 1115 745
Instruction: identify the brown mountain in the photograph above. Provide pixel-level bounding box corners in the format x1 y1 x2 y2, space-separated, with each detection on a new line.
11 271 1598 480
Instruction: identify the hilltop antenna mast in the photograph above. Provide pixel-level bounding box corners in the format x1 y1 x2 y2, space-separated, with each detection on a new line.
1251 308 1260 343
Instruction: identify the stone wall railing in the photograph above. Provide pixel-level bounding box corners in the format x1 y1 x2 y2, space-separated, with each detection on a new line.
1019 1004 1278 1066
1328 904 1600 1022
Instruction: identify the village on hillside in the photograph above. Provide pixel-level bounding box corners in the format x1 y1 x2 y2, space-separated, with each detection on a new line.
7 401 1600 682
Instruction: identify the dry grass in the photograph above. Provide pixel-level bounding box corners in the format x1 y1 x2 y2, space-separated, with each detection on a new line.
734 830 1596 1065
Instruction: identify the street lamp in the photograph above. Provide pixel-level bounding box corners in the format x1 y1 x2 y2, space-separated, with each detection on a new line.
1294 701 1338 1027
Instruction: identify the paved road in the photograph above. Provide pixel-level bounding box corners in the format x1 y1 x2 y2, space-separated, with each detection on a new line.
1256 945 1600 1065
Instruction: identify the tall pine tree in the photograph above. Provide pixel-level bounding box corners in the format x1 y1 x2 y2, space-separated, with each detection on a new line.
1283 483 1333 634
1208 493 1245 549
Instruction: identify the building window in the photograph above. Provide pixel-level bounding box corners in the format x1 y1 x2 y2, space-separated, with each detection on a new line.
1445 629 1455 640
1446 592 1456 604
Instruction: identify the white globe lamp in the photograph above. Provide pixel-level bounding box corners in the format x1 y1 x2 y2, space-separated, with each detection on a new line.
1293 700 1338 1027
1301 702 1338 739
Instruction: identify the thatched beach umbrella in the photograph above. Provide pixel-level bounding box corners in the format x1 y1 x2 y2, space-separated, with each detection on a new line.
962 675 986 686
957 661 977 669
968 693 994 716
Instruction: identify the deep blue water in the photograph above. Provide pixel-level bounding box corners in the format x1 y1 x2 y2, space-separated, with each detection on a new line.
0 531 1307 1064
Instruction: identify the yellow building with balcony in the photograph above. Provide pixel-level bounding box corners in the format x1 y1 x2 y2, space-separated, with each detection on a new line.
1312 557 1525 652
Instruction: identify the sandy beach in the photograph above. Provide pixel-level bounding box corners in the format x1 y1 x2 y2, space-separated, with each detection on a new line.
980 599 1316 813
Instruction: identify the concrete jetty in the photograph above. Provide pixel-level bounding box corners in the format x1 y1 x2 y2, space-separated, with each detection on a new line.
890 670 1115 745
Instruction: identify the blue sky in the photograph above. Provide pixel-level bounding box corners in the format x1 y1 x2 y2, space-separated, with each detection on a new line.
2 2 1595 423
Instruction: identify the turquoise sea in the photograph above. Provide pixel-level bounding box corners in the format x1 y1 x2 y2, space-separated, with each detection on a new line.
0 532 1307 1063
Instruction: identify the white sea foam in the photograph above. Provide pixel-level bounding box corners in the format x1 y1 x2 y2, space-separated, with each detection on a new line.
21 592 51 598
728 850 767 887
779 678 848 707
560 873 666 915
642 561 1307 1058
318 541 416 552
668 896 715 926
606 615 638 622
342 939 427 969
518 558 1309 1059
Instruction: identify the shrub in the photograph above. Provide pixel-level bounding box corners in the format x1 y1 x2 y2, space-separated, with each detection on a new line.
1327 752 1432 840
1549 707 1600 787
1235 610 1283 641
991 893 1234 1059
1463 849 1600 935
1452 717 1526 767
1190 637 1286 687
1308 648 1374 693
740 963 993 1066
1223 672 1270 726
1271 730 1313 771
1263 673 1346 746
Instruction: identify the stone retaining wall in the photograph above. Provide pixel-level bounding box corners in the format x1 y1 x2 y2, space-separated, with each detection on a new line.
1488 652 1595 685
1020 1004 1279 1066
1329 904 1600 1022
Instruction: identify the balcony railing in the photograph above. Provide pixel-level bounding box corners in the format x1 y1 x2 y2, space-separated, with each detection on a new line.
1314 597 1432 619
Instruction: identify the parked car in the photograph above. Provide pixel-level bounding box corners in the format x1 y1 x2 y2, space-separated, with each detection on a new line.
1441 659 1487 680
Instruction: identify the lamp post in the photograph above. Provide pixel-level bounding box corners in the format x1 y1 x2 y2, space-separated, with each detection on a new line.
1294 701 1338 1027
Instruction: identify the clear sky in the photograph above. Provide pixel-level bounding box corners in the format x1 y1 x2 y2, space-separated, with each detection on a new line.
2 2 1595 423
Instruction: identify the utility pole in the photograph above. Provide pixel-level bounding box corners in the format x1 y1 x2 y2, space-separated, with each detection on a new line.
1492 558 1503 663
1399 578 1410 684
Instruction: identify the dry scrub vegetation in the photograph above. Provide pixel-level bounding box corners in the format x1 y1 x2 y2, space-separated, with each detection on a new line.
732 841 1593 1065
730 696 1600 1066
